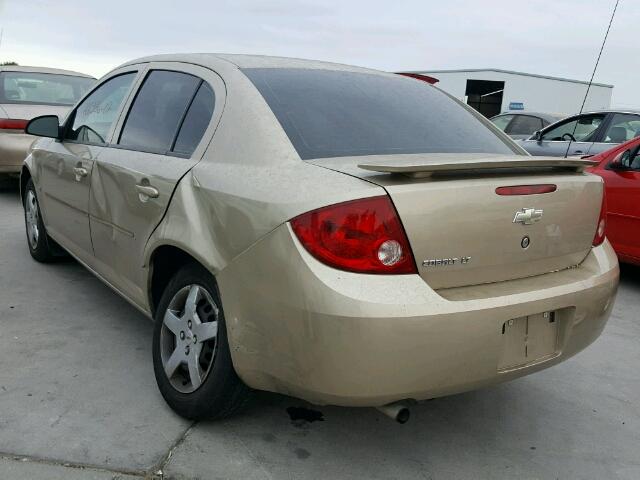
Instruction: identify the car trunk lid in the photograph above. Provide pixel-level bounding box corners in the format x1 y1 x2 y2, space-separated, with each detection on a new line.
309 153 602 289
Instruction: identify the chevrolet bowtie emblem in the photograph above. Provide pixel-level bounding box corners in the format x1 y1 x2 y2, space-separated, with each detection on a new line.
513 208 543 225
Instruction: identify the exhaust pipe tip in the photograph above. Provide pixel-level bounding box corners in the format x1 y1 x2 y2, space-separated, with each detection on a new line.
376 402 411 424
395 407 410 424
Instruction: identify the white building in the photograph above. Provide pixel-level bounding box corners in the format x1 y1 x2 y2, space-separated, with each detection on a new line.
402 68 613 118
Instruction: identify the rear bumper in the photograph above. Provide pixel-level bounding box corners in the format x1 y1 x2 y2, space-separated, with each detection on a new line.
218 224 619 407
0 132 34 173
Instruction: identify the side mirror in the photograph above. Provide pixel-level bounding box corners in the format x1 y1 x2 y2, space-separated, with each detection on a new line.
532 130 542 142
25 115 61 139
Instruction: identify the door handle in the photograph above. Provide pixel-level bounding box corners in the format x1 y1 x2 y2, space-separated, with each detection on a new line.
136 184 159 200
73 166 88 181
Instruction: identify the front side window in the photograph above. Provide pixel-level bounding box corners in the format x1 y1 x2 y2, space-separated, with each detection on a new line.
631 147 640 170
508 115 543 135
490 115 513 132
0 72 94 106
118 70 201 153
616 144 640 170
541 114 604 142
65 73 136 144
602 113 640 143
244 68 516 160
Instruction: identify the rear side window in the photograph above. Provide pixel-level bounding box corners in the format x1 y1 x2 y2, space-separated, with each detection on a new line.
243 68 516 160
508 115 543 135
119 70 201 154
602 113 640 143
490 115 513 132
173 82 215 155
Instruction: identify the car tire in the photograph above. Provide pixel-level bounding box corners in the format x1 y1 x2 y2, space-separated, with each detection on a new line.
23 178 57 263
152 263 251 420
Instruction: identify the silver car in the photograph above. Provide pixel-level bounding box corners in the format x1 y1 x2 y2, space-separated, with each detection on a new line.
517 110 640 157
0 66 95 174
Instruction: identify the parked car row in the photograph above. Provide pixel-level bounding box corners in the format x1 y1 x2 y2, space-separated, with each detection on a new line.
491 110 640 157
518 110 640 157
18 54 619 422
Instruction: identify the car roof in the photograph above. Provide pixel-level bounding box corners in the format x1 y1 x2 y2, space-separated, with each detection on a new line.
539 109 640 133
580 109 640 116
493 112 564 122
118 53 383 75
0 65 95 78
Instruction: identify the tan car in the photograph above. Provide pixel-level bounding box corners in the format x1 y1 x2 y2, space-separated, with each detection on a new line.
20 54 619 422
0 66 94 175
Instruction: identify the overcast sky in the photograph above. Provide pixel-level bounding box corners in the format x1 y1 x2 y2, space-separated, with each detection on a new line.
0 0 636 107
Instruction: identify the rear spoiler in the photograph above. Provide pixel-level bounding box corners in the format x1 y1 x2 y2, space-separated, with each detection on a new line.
358 156 598 178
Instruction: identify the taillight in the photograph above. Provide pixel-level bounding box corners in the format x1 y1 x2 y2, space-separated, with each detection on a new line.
290 196 417 274
0 119 29 131
593 187 607 247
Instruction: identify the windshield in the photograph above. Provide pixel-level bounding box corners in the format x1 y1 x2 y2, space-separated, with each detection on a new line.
0 71 95 106
243 68 517 160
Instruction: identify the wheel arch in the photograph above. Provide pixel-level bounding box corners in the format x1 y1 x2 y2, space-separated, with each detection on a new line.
148 244 215 317
20 165 32 204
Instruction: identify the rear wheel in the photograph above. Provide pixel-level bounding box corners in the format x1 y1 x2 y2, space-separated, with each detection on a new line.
152 263 251 420
23 179 56 262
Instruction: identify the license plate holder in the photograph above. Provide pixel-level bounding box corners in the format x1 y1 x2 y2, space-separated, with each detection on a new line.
498 311 559 371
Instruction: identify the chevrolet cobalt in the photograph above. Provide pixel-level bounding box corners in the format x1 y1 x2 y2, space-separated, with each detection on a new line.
20 54 619 420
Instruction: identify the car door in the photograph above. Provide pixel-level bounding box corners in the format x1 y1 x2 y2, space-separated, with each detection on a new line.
34 70 138 263
88 63 224 308
588 113 640 156
520 113 605 157
599 143 640 261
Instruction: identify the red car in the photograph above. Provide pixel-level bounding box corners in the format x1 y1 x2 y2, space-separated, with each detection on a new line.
588 136 640 265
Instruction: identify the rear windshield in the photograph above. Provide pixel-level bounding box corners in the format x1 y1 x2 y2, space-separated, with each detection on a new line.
243 68 516 160
0 72 95 106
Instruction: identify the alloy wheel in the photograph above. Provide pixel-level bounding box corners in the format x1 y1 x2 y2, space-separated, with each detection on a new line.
160 284 219 393
25 190 40 250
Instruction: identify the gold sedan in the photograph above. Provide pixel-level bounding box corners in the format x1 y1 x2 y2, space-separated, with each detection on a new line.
20 54 619 422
